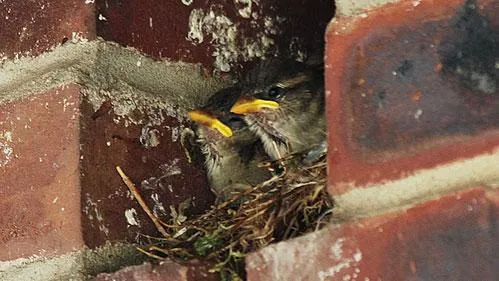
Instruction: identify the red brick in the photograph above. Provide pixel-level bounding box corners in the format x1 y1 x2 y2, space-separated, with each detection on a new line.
246 187 499 281
0 0 95 60
80 96 214 248
0 84 84 261
96 0 333 70
0 84 214 259
325 0 499 194
92 260 217 281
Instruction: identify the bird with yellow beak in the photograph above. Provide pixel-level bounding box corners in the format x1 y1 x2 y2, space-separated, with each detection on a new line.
186 86 272 200
230 59 326 161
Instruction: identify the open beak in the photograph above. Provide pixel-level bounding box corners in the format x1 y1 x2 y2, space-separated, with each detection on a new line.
188 109 233 138
230 96 279 115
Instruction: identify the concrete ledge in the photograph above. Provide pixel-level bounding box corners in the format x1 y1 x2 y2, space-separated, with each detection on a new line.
334 148 499 218
335 0 401 16
0 243 145 281
0 40 229 111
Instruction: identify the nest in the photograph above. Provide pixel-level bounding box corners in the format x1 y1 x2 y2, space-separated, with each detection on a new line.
116 155 333 280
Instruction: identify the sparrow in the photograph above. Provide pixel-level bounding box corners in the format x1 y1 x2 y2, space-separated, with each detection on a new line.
230 59 326 161
185 86 272 199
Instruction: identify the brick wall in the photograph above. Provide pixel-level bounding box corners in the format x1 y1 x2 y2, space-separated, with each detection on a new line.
247 0 499 280
0 0 497 280
0 0 333 280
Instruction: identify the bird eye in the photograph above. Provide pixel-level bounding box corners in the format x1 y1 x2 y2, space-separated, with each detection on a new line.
266 86 285 100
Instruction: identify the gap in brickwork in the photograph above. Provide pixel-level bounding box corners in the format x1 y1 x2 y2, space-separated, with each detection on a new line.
0 39 230 280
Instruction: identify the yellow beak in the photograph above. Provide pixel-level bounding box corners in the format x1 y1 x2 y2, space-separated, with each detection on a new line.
188 110 233 138
230 96 280 115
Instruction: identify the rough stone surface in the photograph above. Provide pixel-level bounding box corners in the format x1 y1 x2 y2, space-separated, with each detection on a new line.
0 84 83 261
0 0 95 61
92 260 218 281
246 187 499 281
326 0 499 194
96 0 334 71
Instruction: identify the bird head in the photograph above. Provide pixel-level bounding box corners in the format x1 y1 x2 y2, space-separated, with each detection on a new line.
187 86 271 196
188 87 266 170
230 59 325 160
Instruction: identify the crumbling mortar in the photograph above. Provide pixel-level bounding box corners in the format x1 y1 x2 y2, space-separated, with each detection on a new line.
333 150 499 221
0 242 147 281
336 0 401 17
0 40 231 125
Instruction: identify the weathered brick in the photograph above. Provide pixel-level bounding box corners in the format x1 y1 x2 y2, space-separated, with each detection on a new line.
96 0 333 71
0 0 95 60
80 95 214 248
0 83 214 259
92 260 217 281
0 84 83 261
246 187 499 281
325 0 499 196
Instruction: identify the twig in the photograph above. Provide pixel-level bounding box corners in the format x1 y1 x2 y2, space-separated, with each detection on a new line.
116 156 332 279
315 208 334 231
116 166 169 237
136 247 166 260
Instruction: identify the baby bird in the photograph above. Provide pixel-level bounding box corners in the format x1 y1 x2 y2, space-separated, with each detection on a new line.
186 86 272 199
230 59 326 161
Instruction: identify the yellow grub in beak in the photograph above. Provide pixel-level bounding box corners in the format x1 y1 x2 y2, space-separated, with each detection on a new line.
230 96 280 115
188 110 233 137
